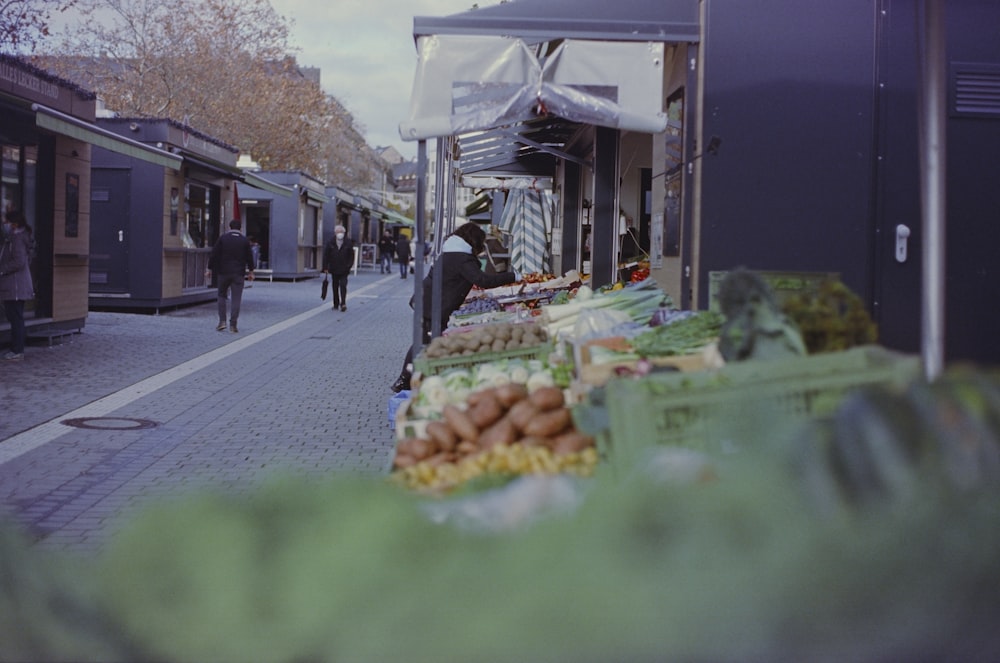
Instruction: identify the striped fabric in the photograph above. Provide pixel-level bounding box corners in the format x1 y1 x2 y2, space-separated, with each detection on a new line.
498 189 552 275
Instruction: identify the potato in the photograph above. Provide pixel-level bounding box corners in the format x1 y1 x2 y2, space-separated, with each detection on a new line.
478 417 517 450
424 452 452 467
551 431 595 455
395 437 421 457
392 453 416 469
466 389 489 409
529 386 565 411
468 392 503 428
456 440 479 456
442 404 479 441
495 383 529 409
507 399 540 433
523 407 572 438
425 420 458 452
491 339 507 352
408 437 439 460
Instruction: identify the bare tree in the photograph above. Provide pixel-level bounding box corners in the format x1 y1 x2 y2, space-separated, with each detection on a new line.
36 0 378 188
0 0 78 54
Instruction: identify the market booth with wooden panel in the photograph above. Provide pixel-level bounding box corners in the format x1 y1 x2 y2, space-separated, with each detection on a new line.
0 55 180 344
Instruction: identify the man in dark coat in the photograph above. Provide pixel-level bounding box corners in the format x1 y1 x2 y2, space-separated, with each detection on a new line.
207 219 255 333
322 224 355 312
395 234 412 279
378 230 395 274
391 223 518 392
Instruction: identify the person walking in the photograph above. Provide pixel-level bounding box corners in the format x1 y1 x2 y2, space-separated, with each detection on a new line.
0 211 35 361
322 224 355 312
395 233 412 280
378 230 395 274
391 223 518 392
206 219 255 333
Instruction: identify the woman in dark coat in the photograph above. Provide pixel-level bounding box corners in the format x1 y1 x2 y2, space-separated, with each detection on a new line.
395 234 412 279
0 211 35 361
391 223 517 392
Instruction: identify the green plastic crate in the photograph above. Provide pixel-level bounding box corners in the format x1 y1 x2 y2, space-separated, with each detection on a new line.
708 270 840 313
413 342 553 376
601 345 921 461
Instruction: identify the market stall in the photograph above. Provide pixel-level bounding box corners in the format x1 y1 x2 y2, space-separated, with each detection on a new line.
387 267 930 497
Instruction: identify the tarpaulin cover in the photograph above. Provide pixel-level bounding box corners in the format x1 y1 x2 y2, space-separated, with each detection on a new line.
400 35 666 141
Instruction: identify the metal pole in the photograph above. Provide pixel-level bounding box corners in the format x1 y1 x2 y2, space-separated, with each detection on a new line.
430 138 446 337
918 0 946 380
412 139 427 355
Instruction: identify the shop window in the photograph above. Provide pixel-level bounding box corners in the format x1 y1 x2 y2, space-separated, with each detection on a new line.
182 183 219 248
1 145 22 215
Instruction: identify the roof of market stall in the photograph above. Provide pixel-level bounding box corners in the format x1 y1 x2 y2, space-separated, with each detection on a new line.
401 0 699 181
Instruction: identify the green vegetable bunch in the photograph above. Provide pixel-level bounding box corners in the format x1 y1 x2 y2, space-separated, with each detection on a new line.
782 279 877 353
631 311 724 358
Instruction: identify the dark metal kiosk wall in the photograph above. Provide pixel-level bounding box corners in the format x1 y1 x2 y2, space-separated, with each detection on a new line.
875 0 1000 364
698 0 880 306
698 0 1000 364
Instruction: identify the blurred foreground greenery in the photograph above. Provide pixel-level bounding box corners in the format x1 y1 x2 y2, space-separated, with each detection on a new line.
3 368 1000 663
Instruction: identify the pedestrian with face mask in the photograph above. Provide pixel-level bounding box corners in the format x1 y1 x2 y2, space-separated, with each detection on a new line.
0 211 35 361
323 224 355 312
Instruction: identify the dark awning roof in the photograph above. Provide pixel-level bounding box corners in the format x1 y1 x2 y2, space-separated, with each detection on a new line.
242 171 296 197
302 188 331 204
380 208 415 226
33 103 182 169
413 0 700 43
183 153 239 179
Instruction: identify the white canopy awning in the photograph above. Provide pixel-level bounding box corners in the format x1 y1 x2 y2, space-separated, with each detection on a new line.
399 35 667 141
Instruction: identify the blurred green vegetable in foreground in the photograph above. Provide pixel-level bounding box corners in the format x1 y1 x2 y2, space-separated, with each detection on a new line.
2 367 1000 663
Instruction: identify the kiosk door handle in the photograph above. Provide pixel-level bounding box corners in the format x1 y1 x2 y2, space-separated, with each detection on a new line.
895 224 910 263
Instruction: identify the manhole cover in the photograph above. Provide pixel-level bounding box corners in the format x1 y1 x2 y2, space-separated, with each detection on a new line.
61 417 158 430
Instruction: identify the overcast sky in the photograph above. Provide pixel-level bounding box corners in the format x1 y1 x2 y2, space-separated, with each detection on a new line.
268 0 477 160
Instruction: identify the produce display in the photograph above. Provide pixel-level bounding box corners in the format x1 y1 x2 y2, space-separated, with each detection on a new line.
539 278 669 341
410 359 564 415
451 295 502 317
419 321 548 359
628 310 724 357
5 264 997 663
782 278 878 353
392 383 598 492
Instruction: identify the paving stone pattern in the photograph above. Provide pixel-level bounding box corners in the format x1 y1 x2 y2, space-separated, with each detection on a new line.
0 271 416 554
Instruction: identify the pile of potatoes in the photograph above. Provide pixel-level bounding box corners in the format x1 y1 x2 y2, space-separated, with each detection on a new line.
420 322 547 359
392 384 595 471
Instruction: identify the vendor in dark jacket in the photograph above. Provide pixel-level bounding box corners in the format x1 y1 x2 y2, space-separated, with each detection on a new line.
322 224 355 312
391 222 518 392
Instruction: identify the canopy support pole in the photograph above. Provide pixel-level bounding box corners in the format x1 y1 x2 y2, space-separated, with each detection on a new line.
918 0 946 380
413 139 428 354
591 127 620 289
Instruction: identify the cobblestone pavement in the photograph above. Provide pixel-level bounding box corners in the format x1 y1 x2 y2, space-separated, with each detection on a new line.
0 269 418 554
